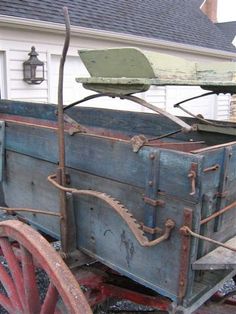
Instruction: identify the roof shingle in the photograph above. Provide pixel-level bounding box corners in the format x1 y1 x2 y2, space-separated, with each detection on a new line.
1 0 236 53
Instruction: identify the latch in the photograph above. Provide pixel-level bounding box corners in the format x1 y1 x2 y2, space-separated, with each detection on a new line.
188 163 198 196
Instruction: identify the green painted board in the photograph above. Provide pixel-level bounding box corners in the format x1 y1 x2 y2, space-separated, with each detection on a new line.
77 48 236 95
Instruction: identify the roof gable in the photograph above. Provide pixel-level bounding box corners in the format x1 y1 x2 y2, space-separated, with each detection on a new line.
0 0 235 53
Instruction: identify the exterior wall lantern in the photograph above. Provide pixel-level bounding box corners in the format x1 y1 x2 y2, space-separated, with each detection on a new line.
23 46 45 84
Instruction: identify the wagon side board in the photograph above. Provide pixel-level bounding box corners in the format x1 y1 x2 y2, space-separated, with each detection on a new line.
1 102 236 307
1 121 205 303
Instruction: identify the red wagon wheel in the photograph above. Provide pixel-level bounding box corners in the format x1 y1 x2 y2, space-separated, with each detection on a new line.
0 220 92 314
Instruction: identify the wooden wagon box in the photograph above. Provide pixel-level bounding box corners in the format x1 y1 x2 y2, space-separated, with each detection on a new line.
0 99 236 311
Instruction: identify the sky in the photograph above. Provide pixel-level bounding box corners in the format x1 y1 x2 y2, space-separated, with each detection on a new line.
218 0 236 22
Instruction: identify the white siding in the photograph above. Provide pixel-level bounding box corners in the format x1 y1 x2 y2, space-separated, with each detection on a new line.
0 51 7 98
50 54 145 111
216 93 231 120
144 86 166 112
49 54 90 105
165 86 217 119
0 25 233 118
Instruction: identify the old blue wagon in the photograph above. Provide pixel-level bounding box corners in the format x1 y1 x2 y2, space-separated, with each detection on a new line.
0 24 236 313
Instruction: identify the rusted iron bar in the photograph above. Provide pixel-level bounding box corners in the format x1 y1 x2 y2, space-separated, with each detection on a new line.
180 226 236 252
178 208 192 300
57 7 71 253
175 95 236 128
148 129 182 141
140 223 162 235
0 206 61 217
172 92 224 127
173 92 215 109
144 219 175 247
200 200 236 226
48 174 175 247
62 92 193 132
120 94 193 132
188 163 197 196
58 6 70 180
63 93 108 111
143 196 164 207
203 164 220 173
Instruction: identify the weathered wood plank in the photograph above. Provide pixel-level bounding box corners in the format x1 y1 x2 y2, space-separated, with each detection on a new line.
1 100 236 148
5 121 204 202
75 192 194 302
78 48 236 94
193 235 236 270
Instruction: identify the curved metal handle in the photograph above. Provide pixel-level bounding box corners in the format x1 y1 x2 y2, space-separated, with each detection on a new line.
48 174 175 247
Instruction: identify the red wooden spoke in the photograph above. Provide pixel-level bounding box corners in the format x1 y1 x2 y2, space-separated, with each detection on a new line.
0 237 25 307
0 292 15 313
40 282 58 314
0 220 92 314
21 245 41 313
0 261 23 312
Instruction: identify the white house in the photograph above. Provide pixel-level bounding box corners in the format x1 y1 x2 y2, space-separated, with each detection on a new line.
0 0 236 119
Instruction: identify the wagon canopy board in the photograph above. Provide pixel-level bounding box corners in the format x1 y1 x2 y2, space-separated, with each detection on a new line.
77 48 236 95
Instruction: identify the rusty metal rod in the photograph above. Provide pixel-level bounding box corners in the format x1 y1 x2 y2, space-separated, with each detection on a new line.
57 7 71 253
180 226 236 252
203 164 220 173
144 219 175 247
176 103 236 128
62 92 193 132
148 129 182 141
173 92 215 109
0 207 61 217
200 200 236 225
58 6 70 183
121 94 193 133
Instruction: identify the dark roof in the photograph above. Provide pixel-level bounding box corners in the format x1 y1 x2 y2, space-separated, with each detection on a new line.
216 21 236 43
1 0 236 53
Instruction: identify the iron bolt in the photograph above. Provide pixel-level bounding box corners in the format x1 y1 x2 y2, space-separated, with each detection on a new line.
149 154 155 160
149 181 153 186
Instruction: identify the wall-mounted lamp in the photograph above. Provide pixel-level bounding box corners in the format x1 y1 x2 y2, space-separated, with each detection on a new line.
23 46 45 84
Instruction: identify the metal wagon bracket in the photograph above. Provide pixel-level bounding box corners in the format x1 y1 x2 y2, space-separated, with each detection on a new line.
48 174 175 247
